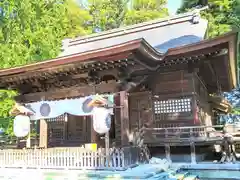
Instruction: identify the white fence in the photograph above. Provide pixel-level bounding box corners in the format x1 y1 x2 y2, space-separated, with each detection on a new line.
0 147 140 170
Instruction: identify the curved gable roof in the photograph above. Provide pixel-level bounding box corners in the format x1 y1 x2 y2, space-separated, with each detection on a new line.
60 11 208 57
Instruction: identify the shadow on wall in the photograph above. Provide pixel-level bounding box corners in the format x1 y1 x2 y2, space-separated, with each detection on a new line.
154 35 201 53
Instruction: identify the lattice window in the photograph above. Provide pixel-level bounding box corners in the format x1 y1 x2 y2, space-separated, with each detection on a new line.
157 123 181 128
154 98 192 114
51 128 64 139
47 114 65 124
47 114 65 140
75 118 83 140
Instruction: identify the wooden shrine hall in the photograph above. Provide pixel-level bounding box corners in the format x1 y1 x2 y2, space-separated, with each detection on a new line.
0 12 238 149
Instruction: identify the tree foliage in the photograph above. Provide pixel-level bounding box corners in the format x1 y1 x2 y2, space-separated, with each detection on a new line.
0 0 92 134
0 0 91 68
89 0 129 31
89 0 169 31
178 0 240 38
124 0 168 25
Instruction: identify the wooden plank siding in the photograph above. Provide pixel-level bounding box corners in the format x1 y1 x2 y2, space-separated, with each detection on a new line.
127 70 214 146
191 72 213 127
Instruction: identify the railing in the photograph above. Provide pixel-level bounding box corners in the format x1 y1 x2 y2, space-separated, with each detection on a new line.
144 125 226 143
0 146 140 170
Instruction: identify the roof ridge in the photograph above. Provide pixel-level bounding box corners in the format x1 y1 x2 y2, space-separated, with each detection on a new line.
66 11 197 44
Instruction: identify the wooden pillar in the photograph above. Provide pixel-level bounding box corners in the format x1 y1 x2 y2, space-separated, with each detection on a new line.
91 120 97 143
190 142 197 164
61 113 68 145
26 132 31 148
120 91 129 146
39 119 48 148
26 122 31 148
165 144 171 162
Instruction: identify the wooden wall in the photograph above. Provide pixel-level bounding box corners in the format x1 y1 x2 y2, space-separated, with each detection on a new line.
128 70 214 145
40 70 213 148
128 91 153 131
47 114 92 147
150 71 195 128
191 72 213 127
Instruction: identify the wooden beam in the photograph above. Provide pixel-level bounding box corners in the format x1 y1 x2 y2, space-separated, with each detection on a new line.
228 37 237 89
1 58 136 84
15 81 119 103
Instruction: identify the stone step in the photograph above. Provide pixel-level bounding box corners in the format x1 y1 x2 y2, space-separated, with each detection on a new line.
175 172 189 180
183 175 199 180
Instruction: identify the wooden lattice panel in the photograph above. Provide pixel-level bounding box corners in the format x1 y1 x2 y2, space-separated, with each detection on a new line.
154 98 191 114
75 117 84 140
47 114 65 123
67 115 90 143
153 98 192 122
47 114 65 141
129 92 152 130
51 128 64 139
156 123 181 128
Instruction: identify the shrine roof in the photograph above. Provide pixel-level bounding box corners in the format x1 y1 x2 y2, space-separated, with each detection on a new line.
0 11 210 78
0 31 236 78
60 11 207 57
0 32 237 78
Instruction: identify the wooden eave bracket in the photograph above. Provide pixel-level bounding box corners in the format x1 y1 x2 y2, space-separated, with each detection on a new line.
209 95 232 114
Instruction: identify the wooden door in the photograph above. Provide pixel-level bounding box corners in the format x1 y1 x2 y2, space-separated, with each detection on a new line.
129 91 153 131
67 115 90 145
47 114 66 147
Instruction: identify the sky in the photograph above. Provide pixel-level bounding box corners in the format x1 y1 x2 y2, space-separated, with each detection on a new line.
167 0 182 15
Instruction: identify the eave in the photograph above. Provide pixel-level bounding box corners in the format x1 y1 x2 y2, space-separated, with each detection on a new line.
0 31 238 94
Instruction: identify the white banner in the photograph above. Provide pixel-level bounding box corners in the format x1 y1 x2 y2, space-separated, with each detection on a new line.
26 94 114 120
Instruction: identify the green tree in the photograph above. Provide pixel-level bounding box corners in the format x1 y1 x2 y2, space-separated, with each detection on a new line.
64 0 92 37
0 0 92 68
89 0 168 31
0 90 17 136
0 0 92 134
178 0 240 38
89 0 129 31
124 0 168 25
